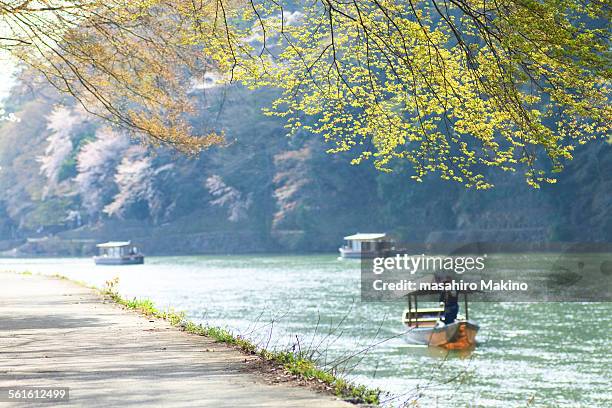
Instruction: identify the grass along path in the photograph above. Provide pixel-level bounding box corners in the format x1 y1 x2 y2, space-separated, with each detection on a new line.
1 271 379 407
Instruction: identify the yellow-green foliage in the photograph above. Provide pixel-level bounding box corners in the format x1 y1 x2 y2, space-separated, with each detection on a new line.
203 1 610 189
3 1 608 188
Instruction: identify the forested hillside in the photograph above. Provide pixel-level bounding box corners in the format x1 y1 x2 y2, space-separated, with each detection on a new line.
0 73 610 255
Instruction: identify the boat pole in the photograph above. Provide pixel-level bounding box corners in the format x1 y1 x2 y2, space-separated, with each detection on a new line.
414 295 419 328
464 293 469 320
408 296 412 326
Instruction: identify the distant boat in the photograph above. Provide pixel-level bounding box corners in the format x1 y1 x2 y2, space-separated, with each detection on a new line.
402 276 479 349
94 241 144 265
338 233 394 259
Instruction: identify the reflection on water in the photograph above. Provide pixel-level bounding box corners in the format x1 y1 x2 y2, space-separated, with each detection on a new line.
1 255 610 407
397 344 477 360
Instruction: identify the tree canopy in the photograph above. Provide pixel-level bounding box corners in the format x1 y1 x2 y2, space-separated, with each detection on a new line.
1 0 610 187
0 0 224 151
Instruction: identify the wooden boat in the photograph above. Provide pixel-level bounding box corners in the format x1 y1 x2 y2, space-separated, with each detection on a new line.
338 233 394 259
402 278 479 349
94 241 144 265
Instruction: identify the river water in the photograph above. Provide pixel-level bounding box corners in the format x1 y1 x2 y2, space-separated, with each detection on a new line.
1 255 609 407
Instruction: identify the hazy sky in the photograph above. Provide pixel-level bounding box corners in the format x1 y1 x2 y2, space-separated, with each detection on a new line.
0 54 17 103
0 20 18 103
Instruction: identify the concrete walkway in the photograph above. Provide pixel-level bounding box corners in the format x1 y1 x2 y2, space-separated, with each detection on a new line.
0 272 354 407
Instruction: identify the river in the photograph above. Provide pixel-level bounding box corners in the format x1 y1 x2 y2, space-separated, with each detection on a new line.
1 255 609 407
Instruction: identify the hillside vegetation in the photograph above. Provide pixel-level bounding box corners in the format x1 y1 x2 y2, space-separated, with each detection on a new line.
0 75 610 255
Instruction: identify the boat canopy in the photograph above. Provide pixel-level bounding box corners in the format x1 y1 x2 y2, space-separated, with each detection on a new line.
343 233 387 241
96 241 132 248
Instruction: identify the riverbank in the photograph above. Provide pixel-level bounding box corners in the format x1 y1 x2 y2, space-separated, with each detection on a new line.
0 271 368 407
2 256 610 406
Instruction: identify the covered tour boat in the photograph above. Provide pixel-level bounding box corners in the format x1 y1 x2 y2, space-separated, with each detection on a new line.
338 233 394 259
94 241 144 265
402 276 479 349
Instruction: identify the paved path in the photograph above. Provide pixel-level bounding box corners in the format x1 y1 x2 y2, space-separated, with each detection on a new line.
0 272 353 407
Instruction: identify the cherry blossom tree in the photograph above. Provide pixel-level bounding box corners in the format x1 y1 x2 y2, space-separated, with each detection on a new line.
74 127 129 217
37 106 87 195
103 145 173 221
205 174 252 222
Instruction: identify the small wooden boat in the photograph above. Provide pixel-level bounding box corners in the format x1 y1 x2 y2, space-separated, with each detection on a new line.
94 241 144 265
402 278 479 349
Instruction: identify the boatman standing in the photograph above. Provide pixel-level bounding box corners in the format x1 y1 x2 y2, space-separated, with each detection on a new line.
440 289 459 324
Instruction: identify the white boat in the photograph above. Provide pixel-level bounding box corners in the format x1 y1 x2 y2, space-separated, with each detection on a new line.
403 317 479 349
402 280 479 349
338 233 394 259
94 241 144 265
